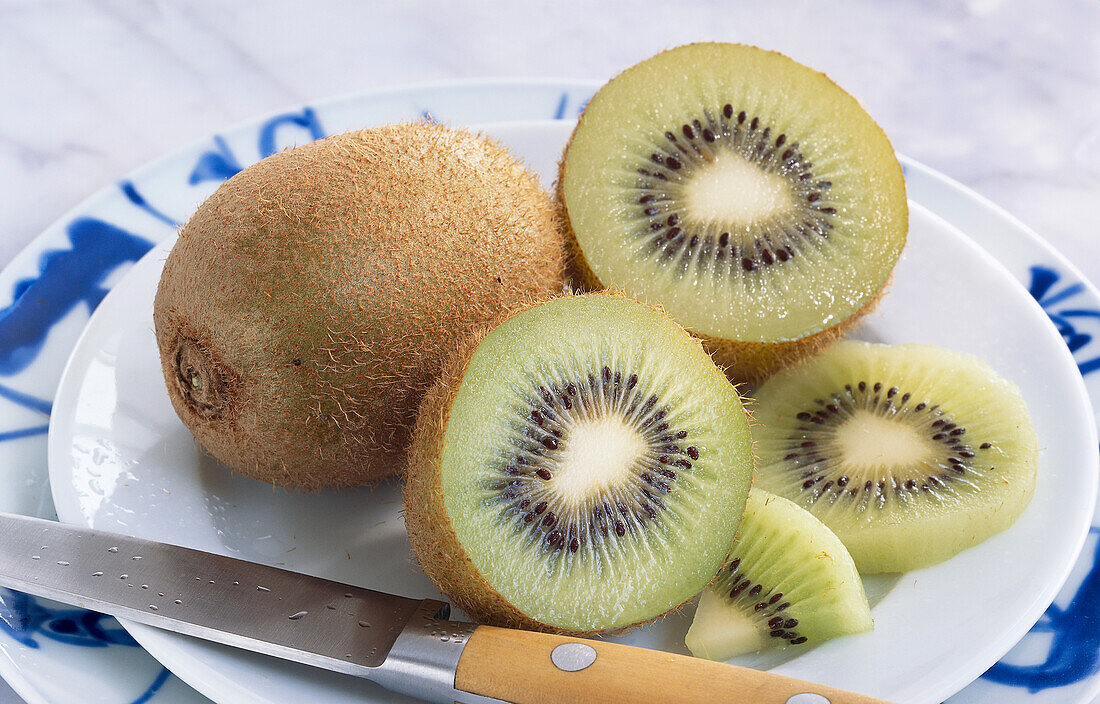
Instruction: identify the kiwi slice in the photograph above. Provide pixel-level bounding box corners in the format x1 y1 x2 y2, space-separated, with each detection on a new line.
404 293 754 633
753 340 1039 573
559 43 907 381
685 488 872 660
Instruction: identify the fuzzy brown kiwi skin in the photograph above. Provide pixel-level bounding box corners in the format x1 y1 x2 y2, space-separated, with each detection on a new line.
155 123 567 490
403 291 736 636
555 43 903 385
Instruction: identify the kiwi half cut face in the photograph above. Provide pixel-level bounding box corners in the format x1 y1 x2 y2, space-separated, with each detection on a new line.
753 341 1039 573
404 294 754 633
561 43 907 379
685 489 872 661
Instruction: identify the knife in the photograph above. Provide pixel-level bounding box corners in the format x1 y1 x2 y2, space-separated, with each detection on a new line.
0 512 892 704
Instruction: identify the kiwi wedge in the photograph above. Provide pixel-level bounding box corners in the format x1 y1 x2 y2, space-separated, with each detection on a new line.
685 488 872 660
404 293 754 633
559 43 907 381
753 340 1039 573
154 123 565 489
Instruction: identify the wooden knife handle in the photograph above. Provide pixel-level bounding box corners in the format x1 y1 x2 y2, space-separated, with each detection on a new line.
454 626 893 704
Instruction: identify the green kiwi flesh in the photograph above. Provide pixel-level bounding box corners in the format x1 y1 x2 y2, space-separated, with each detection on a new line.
753 340 1039 573
561 43 907 355
685 488 872 660
404 294 754 633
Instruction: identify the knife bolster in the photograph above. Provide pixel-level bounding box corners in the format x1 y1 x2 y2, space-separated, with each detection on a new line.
370 600 507 704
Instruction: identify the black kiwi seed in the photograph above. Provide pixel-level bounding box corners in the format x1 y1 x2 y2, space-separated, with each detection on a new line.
779 380 996 505
633 105 837 276
723 560 805 645
486 366 701 561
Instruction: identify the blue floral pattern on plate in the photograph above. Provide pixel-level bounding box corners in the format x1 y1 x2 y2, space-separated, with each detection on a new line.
1 81 1098 704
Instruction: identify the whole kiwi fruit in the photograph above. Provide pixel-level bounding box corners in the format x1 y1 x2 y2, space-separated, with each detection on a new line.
154 123 566 489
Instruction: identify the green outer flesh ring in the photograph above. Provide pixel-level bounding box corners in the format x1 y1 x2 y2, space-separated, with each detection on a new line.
438 295 754 631
562 42 907 343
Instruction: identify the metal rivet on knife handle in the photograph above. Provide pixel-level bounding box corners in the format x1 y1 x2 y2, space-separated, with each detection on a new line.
550 642 597 672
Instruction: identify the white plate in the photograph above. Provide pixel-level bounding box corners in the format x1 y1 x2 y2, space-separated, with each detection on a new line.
4 80 1100 704
45 119 1097 704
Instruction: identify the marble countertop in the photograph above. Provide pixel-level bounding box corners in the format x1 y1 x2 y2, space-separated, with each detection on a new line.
3 0 1098 287
0 1 1097 703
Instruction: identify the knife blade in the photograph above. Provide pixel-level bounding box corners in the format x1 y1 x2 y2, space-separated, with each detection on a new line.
0 512 893 704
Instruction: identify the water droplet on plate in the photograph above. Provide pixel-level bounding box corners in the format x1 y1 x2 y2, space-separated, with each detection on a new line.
107 547 119 553
257 586 270 592
92 572 103 577
149 605 158 611
358 621 370 628
131 556 142 561
30 555 39 560
174 599 182 605
56 561 69 567
288 611 308 620
119 574 128 580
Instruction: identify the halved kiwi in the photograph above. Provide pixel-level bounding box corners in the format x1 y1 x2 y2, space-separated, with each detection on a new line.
404 293 754 633
685 488 872 660
753 340 1039 573
560 43 908 381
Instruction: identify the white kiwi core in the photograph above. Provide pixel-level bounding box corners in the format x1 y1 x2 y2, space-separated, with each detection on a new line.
552 416 647 507
685 153 794 227
834 411 933 472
